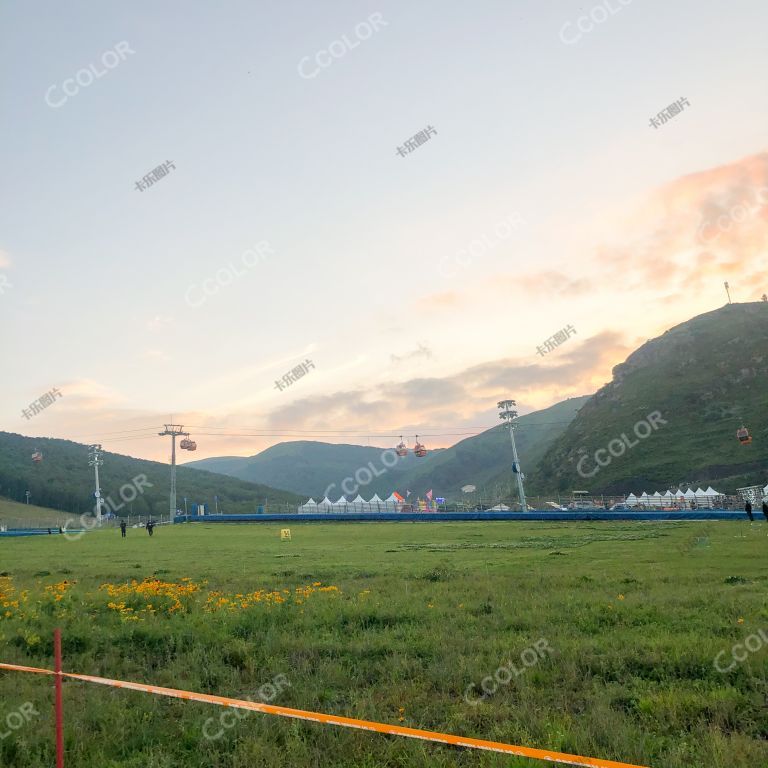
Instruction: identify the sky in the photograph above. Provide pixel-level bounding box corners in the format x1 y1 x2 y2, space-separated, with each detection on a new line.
1 0 767 464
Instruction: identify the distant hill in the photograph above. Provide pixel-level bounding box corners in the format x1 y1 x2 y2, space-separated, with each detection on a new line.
533 302 768 493
186 441 434 498
186 397 590 499
0 432 302 517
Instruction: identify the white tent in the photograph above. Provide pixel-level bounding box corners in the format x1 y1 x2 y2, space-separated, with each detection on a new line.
652 492 663 507
640 491 650 507
663 490 674 498
317 496 333 510
763 483 768 497
684 489 696 499
333 495 349 512
385 493 402 511
625 493 639 506
369 493 385 512
299 498 317 513
351 494 367 512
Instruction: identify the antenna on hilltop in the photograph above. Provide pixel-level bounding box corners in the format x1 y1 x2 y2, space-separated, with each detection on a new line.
723 281 732 304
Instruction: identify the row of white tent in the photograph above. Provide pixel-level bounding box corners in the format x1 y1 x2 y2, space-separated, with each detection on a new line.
299 494 407 512
625 487 724 507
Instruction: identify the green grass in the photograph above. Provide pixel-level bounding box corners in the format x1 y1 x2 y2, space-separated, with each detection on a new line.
1 520 768 767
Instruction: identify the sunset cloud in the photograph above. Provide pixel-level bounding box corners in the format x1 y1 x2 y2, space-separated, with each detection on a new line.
596 151 768 293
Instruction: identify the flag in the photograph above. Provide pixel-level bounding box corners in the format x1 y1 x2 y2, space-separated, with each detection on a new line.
393 491 404 502
426 489 433 501
406 490 411 498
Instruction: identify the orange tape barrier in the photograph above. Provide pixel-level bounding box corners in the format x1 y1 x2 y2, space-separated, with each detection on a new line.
0 661 649 768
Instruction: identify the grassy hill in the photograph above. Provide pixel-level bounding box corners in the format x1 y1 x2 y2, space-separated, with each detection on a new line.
532 302 768 494
0 432 303 517
186 397 589 500
0 497 72 528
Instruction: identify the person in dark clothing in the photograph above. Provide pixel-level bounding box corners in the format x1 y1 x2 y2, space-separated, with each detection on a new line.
120 520 127 538
146 520 155 536
762 500 768 522
745 501 754 522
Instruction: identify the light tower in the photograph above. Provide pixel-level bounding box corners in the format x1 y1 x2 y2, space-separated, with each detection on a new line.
498 400 528 513
158 425 189 521
88 444 104 522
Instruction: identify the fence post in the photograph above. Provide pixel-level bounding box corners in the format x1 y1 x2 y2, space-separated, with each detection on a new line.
54 628 64 768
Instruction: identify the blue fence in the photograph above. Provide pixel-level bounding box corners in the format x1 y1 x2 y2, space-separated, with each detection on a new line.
174 510 745 524
0 528 74 538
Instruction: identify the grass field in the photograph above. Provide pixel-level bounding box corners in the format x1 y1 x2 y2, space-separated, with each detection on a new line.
1 520 768 767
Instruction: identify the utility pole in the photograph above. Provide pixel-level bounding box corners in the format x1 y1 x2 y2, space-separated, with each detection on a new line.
498 400 528 513
724 281 732 304
158 425 189 522
88 444 104 523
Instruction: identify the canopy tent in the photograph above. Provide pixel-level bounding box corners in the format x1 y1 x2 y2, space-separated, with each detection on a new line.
625 493 639 506
368 494 385 512
385 492 403 510
298 498 317 513
317 496 334 510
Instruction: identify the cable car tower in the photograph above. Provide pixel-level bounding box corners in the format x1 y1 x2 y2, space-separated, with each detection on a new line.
498 399 528 513
158 424 192 521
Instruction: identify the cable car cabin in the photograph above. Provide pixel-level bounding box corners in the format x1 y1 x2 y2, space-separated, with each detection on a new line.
413 436 427 458
31 451 43 463
395 437 408 458
179 439 197 451
736 426 752 445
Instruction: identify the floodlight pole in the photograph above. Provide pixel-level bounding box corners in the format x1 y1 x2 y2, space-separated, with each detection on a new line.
158 425 189 521
88 444 104 523
498 400 528 513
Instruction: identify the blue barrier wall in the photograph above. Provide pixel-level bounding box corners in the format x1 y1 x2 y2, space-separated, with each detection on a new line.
174 510 744 524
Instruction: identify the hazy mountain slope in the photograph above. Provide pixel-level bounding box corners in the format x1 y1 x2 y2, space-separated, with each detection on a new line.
186 397 589 499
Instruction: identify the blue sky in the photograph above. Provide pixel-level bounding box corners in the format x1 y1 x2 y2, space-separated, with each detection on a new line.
1 0 767 460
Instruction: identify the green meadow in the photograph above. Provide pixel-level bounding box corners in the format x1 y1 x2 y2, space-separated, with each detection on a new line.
1 520 768 767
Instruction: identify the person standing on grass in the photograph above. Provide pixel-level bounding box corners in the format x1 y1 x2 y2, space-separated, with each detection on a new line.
745 500 754 523
146 520 154 537
120 520 127 538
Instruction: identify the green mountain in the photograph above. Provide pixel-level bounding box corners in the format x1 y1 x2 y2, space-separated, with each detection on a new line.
186 441 434 499
533 302 768 494
186 397 589 500
0 431 302 517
